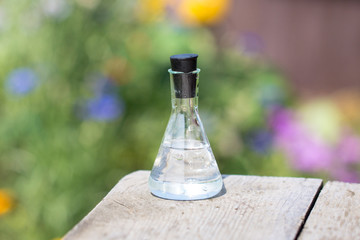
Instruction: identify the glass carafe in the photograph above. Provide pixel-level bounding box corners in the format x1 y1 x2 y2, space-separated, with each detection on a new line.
149 54 222 200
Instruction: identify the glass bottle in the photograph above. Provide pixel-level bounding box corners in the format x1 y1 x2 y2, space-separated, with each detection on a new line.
149 54 223 200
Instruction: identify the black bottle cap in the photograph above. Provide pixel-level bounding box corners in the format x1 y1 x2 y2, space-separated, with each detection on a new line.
170 54 198 73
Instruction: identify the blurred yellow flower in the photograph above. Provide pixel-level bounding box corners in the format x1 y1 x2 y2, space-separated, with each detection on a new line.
333 90 360 126
137 0 167 22
104 57 131 85
0 189 13 215
298 99 341 144
177 0 230 26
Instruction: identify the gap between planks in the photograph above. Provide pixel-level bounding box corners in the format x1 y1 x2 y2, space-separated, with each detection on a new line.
294 181 323 239
298 181 360 240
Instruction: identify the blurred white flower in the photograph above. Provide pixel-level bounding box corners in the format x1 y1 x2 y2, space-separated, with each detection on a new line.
22 7 43 32
75 0 100 10
42 0 71 19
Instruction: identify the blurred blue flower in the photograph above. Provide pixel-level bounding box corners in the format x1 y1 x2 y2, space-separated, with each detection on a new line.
5 68 39 96
91 75 117 96
77 74 125 122
86 94 124 122
249 130 273 154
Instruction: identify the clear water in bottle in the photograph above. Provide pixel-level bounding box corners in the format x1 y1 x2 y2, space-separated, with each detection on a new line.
149 140 222 200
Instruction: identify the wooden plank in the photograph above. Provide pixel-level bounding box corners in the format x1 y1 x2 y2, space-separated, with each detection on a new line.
64 171 322 240
299 181 360 240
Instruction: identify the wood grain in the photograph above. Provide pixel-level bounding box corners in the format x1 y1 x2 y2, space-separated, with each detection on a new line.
64 171 322 240
299 181 360 240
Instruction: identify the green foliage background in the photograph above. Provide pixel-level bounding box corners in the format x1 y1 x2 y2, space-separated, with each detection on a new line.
0 1 290 239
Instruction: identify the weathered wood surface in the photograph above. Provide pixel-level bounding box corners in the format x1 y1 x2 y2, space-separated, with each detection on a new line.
64 171 322 240
299 181 360 240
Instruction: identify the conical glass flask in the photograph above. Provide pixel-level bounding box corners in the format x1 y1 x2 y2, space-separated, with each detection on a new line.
149 54 223 200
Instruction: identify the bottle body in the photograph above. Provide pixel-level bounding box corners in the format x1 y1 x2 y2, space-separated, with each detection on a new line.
149 69 222 200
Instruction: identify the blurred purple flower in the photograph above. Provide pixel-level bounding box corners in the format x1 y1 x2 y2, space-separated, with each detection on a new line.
249 130 273 154
86 94 124 122
5 68 39 95
330 168 359 183
286 137 333 172
269 108 333 172
336 133 360 164
239 31 264 55
269 107 360 182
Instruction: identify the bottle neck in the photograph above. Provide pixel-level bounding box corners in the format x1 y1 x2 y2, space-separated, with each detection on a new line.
169 68 200 110
172 97 198 111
